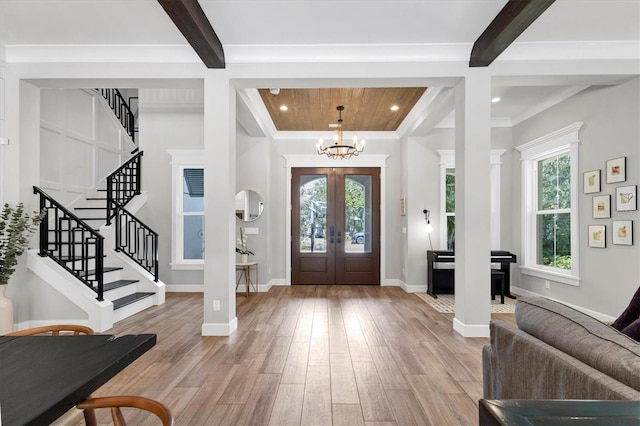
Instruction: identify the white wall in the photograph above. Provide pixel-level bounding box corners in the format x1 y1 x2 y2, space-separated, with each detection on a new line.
136 88 205 287
39 88 132 206
511 77 640 317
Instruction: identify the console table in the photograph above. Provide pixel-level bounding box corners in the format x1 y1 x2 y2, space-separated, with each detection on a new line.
236 261 258 297
427 250 517 299
479 399 640 425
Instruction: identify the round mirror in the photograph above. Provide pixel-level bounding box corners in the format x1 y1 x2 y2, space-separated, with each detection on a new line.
235 189 264 221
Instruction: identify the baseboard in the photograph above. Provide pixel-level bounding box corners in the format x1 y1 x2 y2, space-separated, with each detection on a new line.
201 317 238 336
165 284 204 292
453 317 490 338
392 279 428 293
511 286 616 323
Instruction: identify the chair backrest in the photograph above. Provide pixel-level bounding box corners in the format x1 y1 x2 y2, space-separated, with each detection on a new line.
77 396 174 426
5 324 94 336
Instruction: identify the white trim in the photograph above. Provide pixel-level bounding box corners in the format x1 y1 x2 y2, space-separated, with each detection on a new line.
202 317 238 336
283 154 389 285
393 279 428 293
165 284 205 292
452 318 490 338
437 149 505 250
168 150 205 267
517 123 582 284
6 41 639 64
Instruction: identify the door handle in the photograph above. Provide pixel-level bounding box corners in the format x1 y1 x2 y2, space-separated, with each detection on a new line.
337 231 342 244
329 226 335 244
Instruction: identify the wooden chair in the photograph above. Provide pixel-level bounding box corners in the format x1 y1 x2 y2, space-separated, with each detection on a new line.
5 324 94 336
77 396 174 426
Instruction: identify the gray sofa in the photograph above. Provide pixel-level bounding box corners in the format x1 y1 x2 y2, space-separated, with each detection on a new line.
483 296 640 400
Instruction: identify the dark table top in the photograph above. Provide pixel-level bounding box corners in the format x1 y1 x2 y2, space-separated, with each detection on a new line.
480 399 640 425
0 333 156 425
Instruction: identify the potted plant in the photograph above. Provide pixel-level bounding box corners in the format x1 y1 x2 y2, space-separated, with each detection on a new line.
0 203 46 334
235 227 254 263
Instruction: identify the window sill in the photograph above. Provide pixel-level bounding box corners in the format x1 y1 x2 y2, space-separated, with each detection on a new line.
520 265 580 287
170 262 204 271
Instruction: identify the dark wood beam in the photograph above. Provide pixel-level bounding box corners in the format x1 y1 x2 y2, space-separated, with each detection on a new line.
470 0 556 67
157 0 225 68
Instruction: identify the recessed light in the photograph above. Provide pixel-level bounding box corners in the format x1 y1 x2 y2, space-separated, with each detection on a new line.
491 97 501 103
390 105 400 111
280 105 288 111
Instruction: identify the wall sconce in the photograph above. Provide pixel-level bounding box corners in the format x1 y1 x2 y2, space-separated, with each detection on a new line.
423 209 433 233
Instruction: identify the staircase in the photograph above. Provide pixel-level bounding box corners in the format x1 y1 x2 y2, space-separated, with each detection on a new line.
28 91 163 332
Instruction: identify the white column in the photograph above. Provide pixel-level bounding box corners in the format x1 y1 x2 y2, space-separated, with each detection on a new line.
202 72 238 336
453 70 492 337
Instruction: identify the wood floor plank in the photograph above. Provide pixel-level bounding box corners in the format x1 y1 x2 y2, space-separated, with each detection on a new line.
352 361 394 422
330 353 360 404
368 345 409 390
281 341 311 384
332 404 365 426
269 383 305 426
301 365 332 426
385 389 431 425
53 287 516 426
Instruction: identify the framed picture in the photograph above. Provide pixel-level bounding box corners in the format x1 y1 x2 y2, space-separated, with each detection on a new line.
612 220 633 245
592 195 611 218
588 225 606 248
616 185 637 211
583 169 601 194
606 157 626 184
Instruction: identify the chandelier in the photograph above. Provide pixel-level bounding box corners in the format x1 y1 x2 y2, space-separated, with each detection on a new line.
316 106 365 160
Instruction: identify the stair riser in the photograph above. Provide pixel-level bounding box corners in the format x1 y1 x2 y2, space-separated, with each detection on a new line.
113 297 154 323
104 284 137 301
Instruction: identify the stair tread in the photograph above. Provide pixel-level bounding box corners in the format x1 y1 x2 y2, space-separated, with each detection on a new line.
74 207 107 210
104 279 139 291
86 197 107 201
112 292 154 310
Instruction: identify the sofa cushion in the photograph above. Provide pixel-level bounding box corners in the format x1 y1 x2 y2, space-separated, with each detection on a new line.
612 286 640 332
515 296 640 392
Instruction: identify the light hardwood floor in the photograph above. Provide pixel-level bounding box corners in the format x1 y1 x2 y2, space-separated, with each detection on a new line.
54 286 515 425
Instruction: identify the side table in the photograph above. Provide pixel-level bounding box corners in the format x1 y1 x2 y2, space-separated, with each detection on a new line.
479 399 640 425
236 261 258 297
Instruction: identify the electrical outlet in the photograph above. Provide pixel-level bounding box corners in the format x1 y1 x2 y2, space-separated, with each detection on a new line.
544 280 550 289
213 300 220 311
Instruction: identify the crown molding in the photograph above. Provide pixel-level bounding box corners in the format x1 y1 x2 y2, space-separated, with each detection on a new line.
5 41 638 64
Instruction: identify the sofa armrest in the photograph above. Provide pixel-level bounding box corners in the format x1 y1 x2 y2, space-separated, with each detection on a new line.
483 320 640 400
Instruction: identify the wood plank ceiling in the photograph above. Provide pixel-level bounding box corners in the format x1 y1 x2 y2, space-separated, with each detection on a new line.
258 88 427 132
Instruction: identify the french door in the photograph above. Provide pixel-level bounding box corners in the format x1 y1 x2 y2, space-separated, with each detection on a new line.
292 167 380 285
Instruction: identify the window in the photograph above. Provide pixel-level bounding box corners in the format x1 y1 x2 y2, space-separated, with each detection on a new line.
517 123 582 286
437 150 504 251
169 150 204 269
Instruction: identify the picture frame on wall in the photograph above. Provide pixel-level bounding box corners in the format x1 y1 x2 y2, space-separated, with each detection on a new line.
592 195 611 218
606 156 626 184
588 225 606 248
583 169 601 194
616 185 637 211
612 220 633 246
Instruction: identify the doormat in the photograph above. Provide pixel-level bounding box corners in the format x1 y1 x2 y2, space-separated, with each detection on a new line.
414 292 516 314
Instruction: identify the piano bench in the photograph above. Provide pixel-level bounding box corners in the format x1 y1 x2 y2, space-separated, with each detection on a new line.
491 270 505 304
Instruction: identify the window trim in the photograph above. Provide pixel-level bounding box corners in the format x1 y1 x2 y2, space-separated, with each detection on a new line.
168 150 205 270
516 122 582 286
437 149 505 250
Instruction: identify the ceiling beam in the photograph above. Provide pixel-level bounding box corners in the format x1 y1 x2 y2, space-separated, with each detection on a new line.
469 0 556 67
157 0 225 68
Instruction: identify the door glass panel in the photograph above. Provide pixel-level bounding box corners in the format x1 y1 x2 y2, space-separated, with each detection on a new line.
299 175 327 253
345 175 371 253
